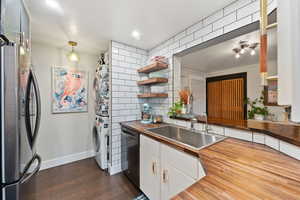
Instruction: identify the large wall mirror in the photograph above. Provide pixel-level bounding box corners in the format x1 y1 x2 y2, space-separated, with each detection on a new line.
172 10 285 122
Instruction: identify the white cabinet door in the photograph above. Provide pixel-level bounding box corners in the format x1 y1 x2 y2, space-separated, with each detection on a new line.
140 135 161 200
160 144 201 200
161 162 196 200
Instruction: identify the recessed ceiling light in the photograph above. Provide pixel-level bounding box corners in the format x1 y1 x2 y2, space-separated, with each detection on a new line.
45 0 63 13
131 30 141 40
70 24 78 35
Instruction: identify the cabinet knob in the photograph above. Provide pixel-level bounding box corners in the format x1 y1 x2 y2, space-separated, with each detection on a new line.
152 162 157 175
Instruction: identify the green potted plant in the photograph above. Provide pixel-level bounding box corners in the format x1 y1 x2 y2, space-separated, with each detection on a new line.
245 91 269 120
167 101 183 118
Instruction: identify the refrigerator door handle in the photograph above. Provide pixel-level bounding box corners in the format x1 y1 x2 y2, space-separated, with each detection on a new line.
24 68 41 149
20 154 41 184
0 34 12 47
1 154 41 188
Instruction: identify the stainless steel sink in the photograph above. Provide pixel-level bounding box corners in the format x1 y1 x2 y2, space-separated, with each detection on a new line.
148 125 226 150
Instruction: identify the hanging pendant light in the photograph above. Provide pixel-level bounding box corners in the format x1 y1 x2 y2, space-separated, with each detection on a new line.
67 41 80 62
260 0 268 86
233 48 241 59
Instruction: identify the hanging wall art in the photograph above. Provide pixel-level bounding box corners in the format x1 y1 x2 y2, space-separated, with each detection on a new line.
52 66 88 113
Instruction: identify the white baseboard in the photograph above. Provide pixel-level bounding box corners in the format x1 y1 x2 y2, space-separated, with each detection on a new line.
40 150 96 171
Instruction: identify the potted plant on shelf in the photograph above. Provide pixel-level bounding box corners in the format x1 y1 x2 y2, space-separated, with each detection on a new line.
245 91 269 120
167 101 183 118
179 89 191 114
168 89 193 118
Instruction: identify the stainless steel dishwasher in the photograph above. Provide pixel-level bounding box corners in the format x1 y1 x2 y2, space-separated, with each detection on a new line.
121 126 140 187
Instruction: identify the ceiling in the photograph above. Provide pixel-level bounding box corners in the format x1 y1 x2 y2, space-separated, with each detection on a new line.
181 28 278 73
25 0 236 54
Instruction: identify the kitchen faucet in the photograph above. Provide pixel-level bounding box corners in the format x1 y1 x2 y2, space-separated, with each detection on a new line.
203 112 210 134
190 116 197 131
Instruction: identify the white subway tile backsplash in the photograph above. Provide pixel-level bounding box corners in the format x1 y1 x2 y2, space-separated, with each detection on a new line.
174 30 187 41
265 135 279 150
186 21 203 35
186 38 203 49
213 12 236 31
194 25 213 39
237 0 259 19
112 60 119 66
118 49 131 56
112 41 125 49
173 45 186 54
126 46 137 53
111 41 148 174
224 0 252 15
112 54 125 61
252 11 260 22
112 79 125 85
180 34 194 46
125 57 137 64
112 66 125 73
112 47 119 54
125 80 137 86
203 28 223 42
119 61 131 68
203 10 223 26
118 74 131 80
224 15 252 33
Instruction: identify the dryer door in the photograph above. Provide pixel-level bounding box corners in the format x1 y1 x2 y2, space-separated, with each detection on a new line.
92 126 100 152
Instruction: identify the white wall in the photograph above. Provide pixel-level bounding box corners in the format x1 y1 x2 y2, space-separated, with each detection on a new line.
31 42 98 169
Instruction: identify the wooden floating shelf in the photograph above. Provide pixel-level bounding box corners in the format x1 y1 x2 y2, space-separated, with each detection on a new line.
137 78 168 86
137 93 168 98
137 62 168 73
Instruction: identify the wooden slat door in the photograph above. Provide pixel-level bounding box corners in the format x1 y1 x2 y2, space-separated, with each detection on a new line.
207 81 222 119
207 77 245 120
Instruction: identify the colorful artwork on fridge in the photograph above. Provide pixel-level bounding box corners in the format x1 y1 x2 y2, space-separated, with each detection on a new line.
52 67 88 113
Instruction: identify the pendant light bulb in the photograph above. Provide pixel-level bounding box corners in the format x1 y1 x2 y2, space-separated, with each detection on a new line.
67 41 80 62
235 53 240 59
240 48 245 54
250 49 256 56
20 46 26 56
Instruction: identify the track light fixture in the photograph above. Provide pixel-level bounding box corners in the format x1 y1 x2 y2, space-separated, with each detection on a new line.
232 41 259 58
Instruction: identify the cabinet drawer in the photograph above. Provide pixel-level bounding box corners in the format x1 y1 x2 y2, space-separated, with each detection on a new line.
161 144 200 180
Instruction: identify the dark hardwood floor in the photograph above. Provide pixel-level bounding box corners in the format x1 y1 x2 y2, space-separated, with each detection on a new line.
26 158 140 200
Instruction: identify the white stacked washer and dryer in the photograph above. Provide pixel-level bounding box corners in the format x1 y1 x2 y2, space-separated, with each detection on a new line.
92 53 110 170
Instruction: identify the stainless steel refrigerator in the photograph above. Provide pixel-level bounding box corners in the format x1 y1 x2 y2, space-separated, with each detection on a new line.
1 0 42 199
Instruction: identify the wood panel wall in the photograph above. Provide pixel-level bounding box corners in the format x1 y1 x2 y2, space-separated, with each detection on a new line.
207 77 245 121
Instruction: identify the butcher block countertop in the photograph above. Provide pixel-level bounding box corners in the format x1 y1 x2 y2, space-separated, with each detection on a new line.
120 121 300 200
173 116 300 147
